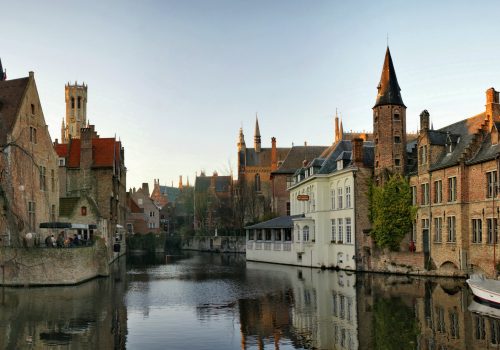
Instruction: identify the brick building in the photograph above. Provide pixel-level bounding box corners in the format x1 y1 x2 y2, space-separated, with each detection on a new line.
127 183 159 234
0 71 60 246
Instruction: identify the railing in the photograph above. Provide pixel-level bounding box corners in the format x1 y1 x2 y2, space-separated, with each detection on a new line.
273 242 282 251
283 242 292 251
255 242 262 250
246 241 254 250
264 242 272 250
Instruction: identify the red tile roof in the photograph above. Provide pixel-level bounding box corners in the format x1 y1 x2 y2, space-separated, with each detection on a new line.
55 137 122 168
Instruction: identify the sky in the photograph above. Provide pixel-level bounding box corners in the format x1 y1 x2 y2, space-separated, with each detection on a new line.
2 0 500 189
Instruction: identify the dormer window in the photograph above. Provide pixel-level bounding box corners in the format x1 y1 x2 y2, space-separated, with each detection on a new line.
446 133 453 153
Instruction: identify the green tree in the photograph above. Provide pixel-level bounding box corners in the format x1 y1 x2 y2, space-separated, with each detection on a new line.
369 174 416 251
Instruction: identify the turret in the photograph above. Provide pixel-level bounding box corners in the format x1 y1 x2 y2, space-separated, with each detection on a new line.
64 82 88 140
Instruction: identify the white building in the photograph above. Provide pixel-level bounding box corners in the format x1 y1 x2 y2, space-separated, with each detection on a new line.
246 138 374 269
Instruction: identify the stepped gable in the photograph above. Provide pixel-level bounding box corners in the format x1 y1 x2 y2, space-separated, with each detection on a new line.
427 112 486 171
0 77 29 144
272 145 328 174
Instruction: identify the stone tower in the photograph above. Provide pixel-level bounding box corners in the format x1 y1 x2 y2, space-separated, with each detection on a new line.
373 47 406 181
62 82 88 142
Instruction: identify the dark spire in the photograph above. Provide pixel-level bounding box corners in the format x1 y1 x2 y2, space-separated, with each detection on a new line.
0 58 5 81
374 47 405 108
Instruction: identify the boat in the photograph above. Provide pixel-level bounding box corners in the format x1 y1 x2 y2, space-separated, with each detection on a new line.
468 299 500 318
467 274 500 305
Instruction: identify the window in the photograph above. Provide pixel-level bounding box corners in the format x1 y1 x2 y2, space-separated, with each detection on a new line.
488 218 498 244
71 97 75 109
81 206 87 216
394 136 401 143
491 318 500 344
257 229 263 241
472 219 482 243
265 230 271 241
411 186 417 205
421 183 429 205
394 113 400 120
434 217 442 242
434 180 442 203
338 218 343 242
332 293 338 316
420 145 427 165
436 307 446 333
450 311 460 339
448 177 457 202
475 316 486 340
331 219 336 241
286 202 290 216
338 187 343 209
345 186 351 208
249 231 254 240
138 198 143 205
31 103 35 115
51 204 56 222
303 226 310 242
255 174 261 192
39 166 46 191
447 216 456 242
339 295 346 319
395 158 401 166
487 171 498 198
331 189 335 209
29 126 37 144
77 96 81 109
51 169 55 192
28 201 35 230
58 158 65 166
346 218 352 244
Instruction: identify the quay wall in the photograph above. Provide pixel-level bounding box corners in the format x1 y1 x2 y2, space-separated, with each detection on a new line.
182 236 246 253
0 240 110 286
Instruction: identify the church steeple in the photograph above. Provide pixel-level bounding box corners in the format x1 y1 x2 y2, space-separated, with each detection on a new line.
374 47 405 108
254 115 261 153
237 127 246 152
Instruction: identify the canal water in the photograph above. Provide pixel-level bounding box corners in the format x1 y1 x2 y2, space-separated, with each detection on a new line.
0 251 498 349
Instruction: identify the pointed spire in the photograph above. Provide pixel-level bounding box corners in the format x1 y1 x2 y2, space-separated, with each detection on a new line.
374 47 405 108
237 127 246 151
0 58 5 81
254 114 261 152
339 115 344 141
334 109 340 142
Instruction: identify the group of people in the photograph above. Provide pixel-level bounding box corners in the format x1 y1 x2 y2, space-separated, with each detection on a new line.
44 232 85 248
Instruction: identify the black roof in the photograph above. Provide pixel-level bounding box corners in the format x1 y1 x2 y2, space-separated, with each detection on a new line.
374 47 405 108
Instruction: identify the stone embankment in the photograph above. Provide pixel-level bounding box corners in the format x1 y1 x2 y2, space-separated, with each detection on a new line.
182 236 246 253
0 240 110 286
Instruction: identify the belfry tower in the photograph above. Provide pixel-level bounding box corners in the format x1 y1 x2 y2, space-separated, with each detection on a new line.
61 82 88 143
373 47 406 181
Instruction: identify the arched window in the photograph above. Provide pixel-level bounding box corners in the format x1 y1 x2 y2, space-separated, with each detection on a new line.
71 97 75 109
255 173 261 192
78 96 81 109
303 226 310 242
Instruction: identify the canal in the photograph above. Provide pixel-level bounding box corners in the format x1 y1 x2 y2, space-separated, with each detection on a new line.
0 251 497 349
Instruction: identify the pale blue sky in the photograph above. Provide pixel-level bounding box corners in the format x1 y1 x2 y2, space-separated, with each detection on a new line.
2 0 500 188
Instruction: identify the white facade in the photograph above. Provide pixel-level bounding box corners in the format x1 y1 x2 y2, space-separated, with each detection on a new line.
246 164 358 270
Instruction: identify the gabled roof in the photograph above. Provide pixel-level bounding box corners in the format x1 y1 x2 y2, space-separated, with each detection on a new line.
272 145 328 174
374 47 405 108
0 77 29 144
243 147 290 168
159 186 181 202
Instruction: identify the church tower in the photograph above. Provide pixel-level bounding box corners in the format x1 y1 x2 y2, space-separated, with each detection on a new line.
62 82 88 141
373 47 406 181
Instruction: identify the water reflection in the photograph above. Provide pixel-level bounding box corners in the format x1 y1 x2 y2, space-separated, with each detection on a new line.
0 257 127 349
2 252 500 349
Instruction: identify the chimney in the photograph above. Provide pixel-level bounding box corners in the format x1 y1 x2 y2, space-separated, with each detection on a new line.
486 87 500 123
420 110 430 132
352 138 364 166
211 171 218 189
142 182 150 196
80 127 93 169
271 137 277 171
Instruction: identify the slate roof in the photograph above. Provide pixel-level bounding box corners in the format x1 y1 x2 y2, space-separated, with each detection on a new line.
243 147 290 168
374 47 405 108
55 138 122 168
271 145 328 174
159 186 181 202
245 214 304 230
195 175 232 192
316 140 374 175
428 112 486 171
0 77 29 144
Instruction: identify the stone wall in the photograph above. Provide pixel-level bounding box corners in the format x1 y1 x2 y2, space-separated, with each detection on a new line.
182 236 246 253
0 240 110 286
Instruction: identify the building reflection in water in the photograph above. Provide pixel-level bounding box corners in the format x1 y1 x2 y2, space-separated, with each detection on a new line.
241 262 500 350
0 258 128 349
